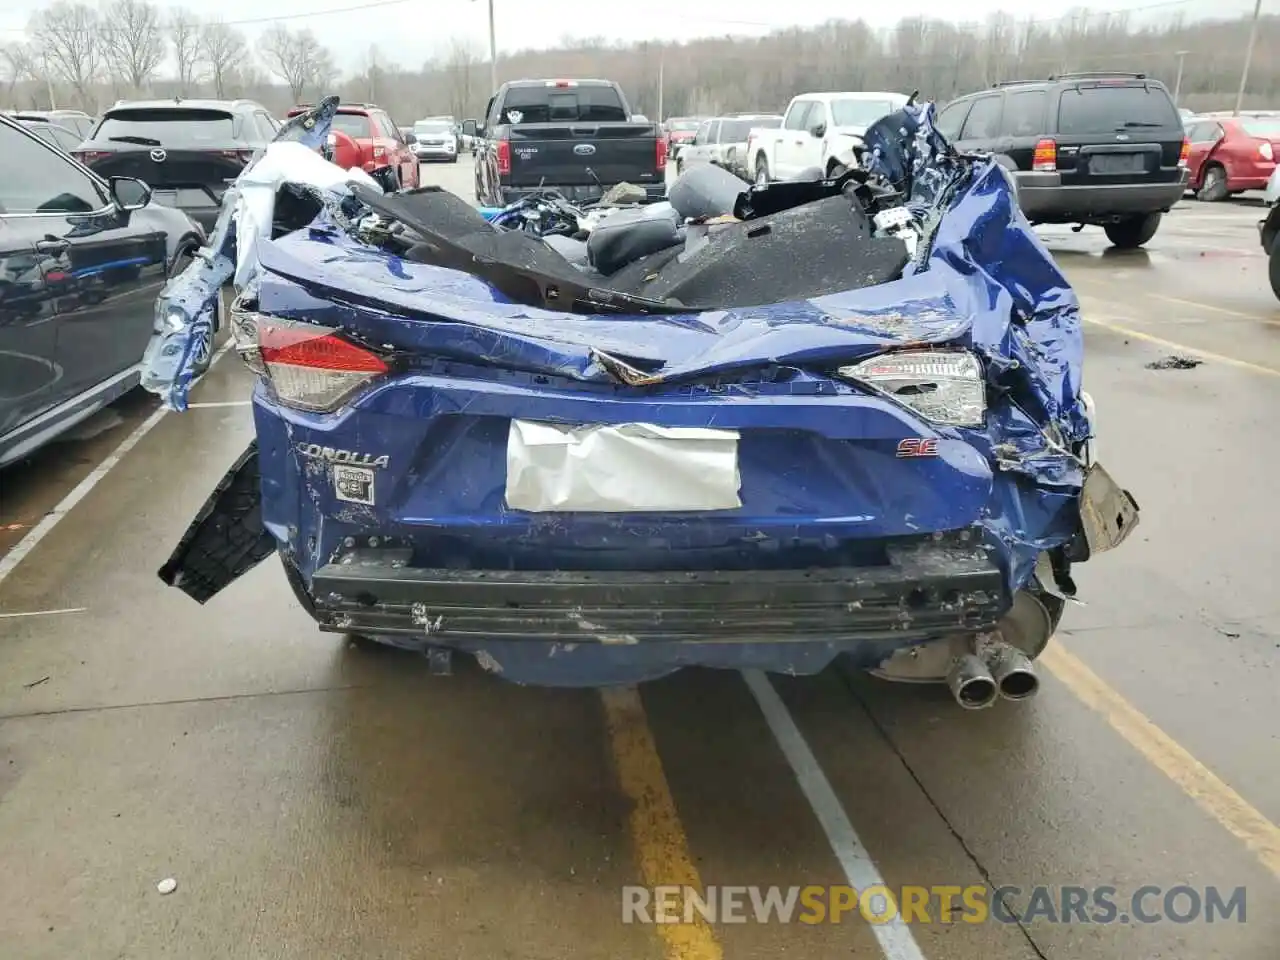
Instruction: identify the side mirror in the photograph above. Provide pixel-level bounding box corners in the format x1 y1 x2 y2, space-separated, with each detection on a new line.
404 132 417 145
109 176 151 211
462 119 478 137
809 122 826 139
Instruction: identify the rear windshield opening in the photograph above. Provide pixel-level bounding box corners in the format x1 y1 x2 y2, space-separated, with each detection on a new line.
97 109 237 144
1240 118 1280 138
1056 85 1180 135
331 113 373 138
501 86 628 124
830 100 897 127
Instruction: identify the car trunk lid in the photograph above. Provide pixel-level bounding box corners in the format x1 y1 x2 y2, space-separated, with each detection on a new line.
507 122 661 188
1053 81 1186 186
83 147 248 208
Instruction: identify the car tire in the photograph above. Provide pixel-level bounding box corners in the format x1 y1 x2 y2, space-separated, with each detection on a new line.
1104 212 1161 249
754 156 770 187
1197 164 1228 202
1269 237 1280 300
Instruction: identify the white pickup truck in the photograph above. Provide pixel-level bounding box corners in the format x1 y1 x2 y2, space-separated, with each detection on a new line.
745 91 910 184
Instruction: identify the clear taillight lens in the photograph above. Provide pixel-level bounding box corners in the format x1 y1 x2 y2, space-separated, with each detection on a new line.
230 299 388 412
1259 141 1274 161
836 350 986 427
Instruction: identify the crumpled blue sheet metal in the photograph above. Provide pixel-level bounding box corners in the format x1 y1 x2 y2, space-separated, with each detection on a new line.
144 99 1091 598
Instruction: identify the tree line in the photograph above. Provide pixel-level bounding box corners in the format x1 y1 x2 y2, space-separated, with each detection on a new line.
3 2 1279 122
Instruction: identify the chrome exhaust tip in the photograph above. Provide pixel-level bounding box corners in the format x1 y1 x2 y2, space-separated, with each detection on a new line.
985 643 1041 702
946 654 999 710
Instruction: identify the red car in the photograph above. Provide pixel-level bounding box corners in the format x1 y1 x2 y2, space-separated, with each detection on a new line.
662 116 702 157
1185 115 1280 201
285 102 419 190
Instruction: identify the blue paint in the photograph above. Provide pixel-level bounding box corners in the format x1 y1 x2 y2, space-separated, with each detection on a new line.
150 100 1102 686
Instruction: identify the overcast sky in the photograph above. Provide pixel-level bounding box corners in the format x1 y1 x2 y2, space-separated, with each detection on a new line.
0 0 1259 73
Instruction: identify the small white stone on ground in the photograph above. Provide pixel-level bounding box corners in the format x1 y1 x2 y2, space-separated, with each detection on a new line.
157 878 177 895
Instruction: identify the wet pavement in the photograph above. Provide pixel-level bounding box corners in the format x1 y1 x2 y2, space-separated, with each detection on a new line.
1 157 1277 959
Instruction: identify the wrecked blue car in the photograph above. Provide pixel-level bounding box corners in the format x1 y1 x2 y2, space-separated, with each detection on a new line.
148 97 1139 706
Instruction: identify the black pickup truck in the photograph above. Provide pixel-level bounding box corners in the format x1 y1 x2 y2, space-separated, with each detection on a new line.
473 79 667 207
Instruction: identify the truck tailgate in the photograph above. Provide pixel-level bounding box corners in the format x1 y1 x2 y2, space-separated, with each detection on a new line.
508 123 661 188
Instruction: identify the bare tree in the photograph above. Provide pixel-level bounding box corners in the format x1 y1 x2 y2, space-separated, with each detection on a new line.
29 2 101 110
443 37 480 120
100 0 165 93
169 8 204 95
258 24 335 102
201 19 247 98
1 43 40 108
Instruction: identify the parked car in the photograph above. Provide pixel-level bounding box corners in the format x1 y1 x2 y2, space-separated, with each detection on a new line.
675 114 783 178
746 91 910 183
1184 115 1280 201
144 98 1139 702
411 118 459 163
475 79 666 207
73 98 278 232
0 114 210 469
934 72 1189 249
662 116 702 158
11 109 97 140
284 102 419 191
16 117 84 154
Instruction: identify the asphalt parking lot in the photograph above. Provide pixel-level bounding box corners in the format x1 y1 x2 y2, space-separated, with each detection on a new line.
1 155 1277 959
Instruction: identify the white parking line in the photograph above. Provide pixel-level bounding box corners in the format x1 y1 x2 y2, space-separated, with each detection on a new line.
186 400 253 409
0 607 88 619
0 338 237 590
743 669 928 960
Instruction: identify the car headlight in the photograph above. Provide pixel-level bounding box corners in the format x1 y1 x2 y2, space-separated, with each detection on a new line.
836 350 986 427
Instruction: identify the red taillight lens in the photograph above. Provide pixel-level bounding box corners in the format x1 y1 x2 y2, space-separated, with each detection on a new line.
496 139 511 175
76 150 109 165
1179 138 1191 168
656 136 667 171
233 306 388 412
219 149 255 164
1032 138 1057 172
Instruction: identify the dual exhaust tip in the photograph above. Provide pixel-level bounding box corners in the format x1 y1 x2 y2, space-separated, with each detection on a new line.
946 643 1039 710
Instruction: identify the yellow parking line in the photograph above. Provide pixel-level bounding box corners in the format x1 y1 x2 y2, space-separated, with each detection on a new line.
1079 311 1280 377
601 687 723 960
1149 293 1280 324
1041 639 1280 879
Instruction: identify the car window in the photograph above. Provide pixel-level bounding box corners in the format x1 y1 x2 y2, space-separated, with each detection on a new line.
331 113 372 138
960 96 1003 140
95 108 236 145
1240 118 1280 138
49 125 82 152
500 84 628 123
254 111 278 140
376 114 399 139
29 126 59 149
999 90 1047 137
934 101 970 141
0 122 108 214
829 99 896 128
784 101 815 131
693 120 712 144
708 120 723 143
1057 85 1181 135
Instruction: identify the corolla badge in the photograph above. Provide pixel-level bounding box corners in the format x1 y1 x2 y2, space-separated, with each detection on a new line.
150 148 167 162
573 143 597 157
295 442 390 469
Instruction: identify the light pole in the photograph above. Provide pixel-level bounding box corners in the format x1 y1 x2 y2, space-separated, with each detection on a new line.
1172 50 1189 105
1234 0 1263 116
473 0 497 92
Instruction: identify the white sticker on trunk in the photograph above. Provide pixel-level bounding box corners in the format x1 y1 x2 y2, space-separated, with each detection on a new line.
505 420 742 513
334 465 376 505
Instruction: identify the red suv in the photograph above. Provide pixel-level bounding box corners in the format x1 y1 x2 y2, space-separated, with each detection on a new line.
286 103 419 189
1185 115 1280 201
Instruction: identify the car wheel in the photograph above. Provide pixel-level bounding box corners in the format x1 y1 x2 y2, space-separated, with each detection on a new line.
754 156 770 186
1269 237 1280 300
1197 164 1228 202
1104 212 1162 249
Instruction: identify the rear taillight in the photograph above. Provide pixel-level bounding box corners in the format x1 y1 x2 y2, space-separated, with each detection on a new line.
1032 138 1057 172
656 136 667 171
1179 138 1191 168
219 149 255 164
496 139 511 175
1259 141 1274 161
75 150 109 165
232 303 388 412
372 145 386 159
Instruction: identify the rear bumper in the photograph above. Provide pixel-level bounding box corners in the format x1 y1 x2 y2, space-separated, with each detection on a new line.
1014 170 1188 221
500 181 667 205
309 534 1005 645
414 145 457 159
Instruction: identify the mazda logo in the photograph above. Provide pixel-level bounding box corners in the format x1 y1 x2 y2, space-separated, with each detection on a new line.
150 148 167 162
573 143 596 157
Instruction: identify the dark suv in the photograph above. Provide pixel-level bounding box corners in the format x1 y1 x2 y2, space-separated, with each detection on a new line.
74 98 279 232
935 73 1189 248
